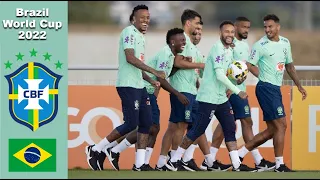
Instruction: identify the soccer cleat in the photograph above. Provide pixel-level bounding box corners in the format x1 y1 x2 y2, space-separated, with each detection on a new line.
155 165 169 171
274 164 295 172
208 160 233 171
181 159 201 171
199 160 209 171
106 148 120 171
232 164 258 172
167 150 173 161
144 164 155 171
165 160 185 171
132 164 154 171
85 145 99 171
97 151 106 170
256 158 276 172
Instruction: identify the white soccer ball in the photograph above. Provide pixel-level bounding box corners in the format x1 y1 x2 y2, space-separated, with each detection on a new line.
227 61 249 81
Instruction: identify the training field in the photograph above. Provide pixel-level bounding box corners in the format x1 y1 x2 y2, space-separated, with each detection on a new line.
68 169 320 179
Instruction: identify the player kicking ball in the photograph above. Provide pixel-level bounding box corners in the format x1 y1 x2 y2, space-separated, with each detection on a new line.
202 16 275 172
166 20 257 172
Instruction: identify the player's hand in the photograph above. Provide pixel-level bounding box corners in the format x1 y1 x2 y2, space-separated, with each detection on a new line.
298 86 307 100
185 56 193 62
238 91 248 99
236 75 247 85
226 89 232 98
151 80 160 89
177 93 189 105
199 63 205 69
154 70 166 79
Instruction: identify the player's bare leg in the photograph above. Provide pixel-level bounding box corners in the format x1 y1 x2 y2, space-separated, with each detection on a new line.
155 122 177 170
172 122 188 151
144 124 160 166
180 134 207 171
106 128 138 170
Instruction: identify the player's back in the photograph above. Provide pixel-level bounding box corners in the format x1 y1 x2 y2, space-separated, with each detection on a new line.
196 40 233 105
116 25 146 89
249 35 292 87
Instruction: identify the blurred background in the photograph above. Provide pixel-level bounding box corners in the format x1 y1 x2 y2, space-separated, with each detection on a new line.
68 1 320 86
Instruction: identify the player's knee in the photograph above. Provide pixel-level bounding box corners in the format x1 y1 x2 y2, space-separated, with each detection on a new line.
241 117 253 128
222 121 236 142
150 124 160 137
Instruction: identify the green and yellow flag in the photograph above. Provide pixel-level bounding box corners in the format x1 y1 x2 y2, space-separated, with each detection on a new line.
9 139 56 172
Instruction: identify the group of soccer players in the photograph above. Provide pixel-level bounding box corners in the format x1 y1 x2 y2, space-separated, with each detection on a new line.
85 4 307 172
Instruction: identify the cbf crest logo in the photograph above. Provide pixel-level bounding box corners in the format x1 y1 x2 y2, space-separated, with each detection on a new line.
4 49 63 131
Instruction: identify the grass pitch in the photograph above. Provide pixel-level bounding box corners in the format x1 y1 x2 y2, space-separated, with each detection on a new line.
68 169 320 179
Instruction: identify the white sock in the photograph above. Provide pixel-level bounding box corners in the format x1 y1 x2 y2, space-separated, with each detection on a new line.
238 146 249 158
210 147 219 161
251 149 263 165
105 140 118 149
111 138 131 153
135 149 146 168
156 155 167 168
170 150 176 157
182 144 197 162
171 147 185 162
229 150 241 169
204 154 214 167
92 138 110 152
145 147 154 164
275 156 284 169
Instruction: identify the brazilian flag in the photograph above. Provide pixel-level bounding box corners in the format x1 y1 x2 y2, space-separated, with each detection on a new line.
9 139 56 172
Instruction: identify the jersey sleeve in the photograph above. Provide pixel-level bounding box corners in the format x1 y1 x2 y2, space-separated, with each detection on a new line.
285 41 293 64
247 42 261 66
210 45 224 70
155 52 173 78
122 28 135 50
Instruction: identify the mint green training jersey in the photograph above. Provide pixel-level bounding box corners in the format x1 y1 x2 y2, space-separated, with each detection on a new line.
144 45 175 94
116 25 146 89
232 37 250 92
196 40 234 105
169 32 202 95
248 35 293 87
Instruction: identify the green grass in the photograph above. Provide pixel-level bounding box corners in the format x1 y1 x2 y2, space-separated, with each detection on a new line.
68 169 320 179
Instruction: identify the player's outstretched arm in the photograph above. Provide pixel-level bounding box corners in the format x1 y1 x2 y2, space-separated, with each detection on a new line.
157 77 189 105
173 55 205 69
216 68 247 99
142 71 159 87
125 49 166 79
285 63 307 100
246 62 259 78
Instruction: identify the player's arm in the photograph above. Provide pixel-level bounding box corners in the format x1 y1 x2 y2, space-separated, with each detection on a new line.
246 43 261 78
210 47 245 98
142 71 160 89
284 42 307 100
125 49 162 76
173 55 205 69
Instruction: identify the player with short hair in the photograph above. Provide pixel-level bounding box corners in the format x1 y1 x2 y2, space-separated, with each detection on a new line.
239 14 307 172
155 9 206 171
203 16 275 172
85 4 167 171
166 20 257 172
105 27 190 171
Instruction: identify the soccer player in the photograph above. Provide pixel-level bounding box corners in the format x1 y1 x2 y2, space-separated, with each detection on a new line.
238 14 307 172
166 20 257 172
85 4 166 171
155 9 206 171
178 21 212 171
204 16 275 172
105 28 189 171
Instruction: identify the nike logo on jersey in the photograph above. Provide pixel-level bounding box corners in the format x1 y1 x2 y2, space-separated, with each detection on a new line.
270 53 275 56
